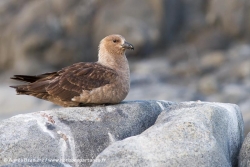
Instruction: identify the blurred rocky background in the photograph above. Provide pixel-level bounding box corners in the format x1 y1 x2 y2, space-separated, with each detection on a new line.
0 0 249 134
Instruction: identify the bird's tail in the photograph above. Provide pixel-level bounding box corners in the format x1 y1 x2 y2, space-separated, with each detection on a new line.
10 72 56 94
10 75 41 94
11 72 57 83
10 75 35 94
11 75 40 83
10 85 30 94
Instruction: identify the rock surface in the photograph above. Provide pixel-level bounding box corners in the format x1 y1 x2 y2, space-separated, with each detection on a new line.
0 101 244 167
239 131 250 167
0 100 171 167
92 102 244 167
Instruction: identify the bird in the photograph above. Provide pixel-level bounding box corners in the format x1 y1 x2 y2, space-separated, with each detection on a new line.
10 34 134 107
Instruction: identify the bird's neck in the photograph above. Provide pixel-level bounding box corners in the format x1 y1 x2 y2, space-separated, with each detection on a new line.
98 51 129 72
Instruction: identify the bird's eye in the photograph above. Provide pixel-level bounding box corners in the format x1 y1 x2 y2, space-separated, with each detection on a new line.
113 39 117 43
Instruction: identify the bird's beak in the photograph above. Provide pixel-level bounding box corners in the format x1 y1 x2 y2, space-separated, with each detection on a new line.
122 41 134 50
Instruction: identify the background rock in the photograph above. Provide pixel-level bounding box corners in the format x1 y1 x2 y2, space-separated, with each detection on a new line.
206 0 249 37
0 0 249 73
0 100 171 167
92 102 244 167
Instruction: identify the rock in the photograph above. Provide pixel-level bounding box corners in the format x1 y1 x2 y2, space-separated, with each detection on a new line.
93 0 182 57
0 0 182 73
199 51 226 72
92 102 244 167
221 84 249 104
0 100 171 167
239 99 250 136
3 0 237 74
239 131 250 166
127 81 199 102
180 0 207 36
198 75 218 95
215 44 250 84
206 0 247 37
190 29 230 52
130 57 171 77
0 0 100 74
239 130 250 166
166 44 191 65
228 44 250 60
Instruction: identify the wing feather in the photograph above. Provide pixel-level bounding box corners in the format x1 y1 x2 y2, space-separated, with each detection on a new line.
12 62 118 102
46 62 118 101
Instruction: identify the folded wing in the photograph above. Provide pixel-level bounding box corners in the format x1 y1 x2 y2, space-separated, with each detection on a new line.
11 62 118 102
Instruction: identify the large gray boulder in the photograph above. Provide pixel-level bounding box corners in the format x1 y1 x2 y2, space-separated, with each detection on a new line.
92 102 244 167
0 100 171 167
0 101 244 167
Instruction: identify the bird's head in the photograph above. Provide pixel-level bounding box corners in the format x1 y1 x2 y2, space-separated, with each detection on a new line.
99 34 134 56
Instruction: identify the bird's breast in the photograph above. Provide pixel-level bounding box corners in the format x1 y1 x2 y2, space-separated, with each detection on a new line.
73 71 130 104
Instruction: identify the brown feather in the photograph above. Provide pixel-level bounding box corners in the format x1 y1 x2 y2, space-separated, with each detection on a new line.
11 72 57 83
10 62 118 103
46 62 118 101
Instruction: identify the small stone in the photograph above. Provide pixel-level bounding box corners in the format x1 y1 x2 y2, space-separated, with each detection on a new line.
198 75 218 95
200 51 226 71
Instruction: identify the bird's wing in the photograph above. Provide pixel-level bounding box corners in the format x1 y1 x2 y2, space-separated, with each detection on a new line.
45 62 118 101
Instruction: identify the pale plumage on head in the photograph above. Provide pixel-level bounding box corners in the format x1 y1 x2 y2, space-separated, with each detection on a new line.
99 34 134 56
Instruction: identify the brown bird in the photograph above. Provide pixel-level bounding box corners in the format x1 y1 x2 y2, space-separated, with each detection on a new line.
10 34 134 107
